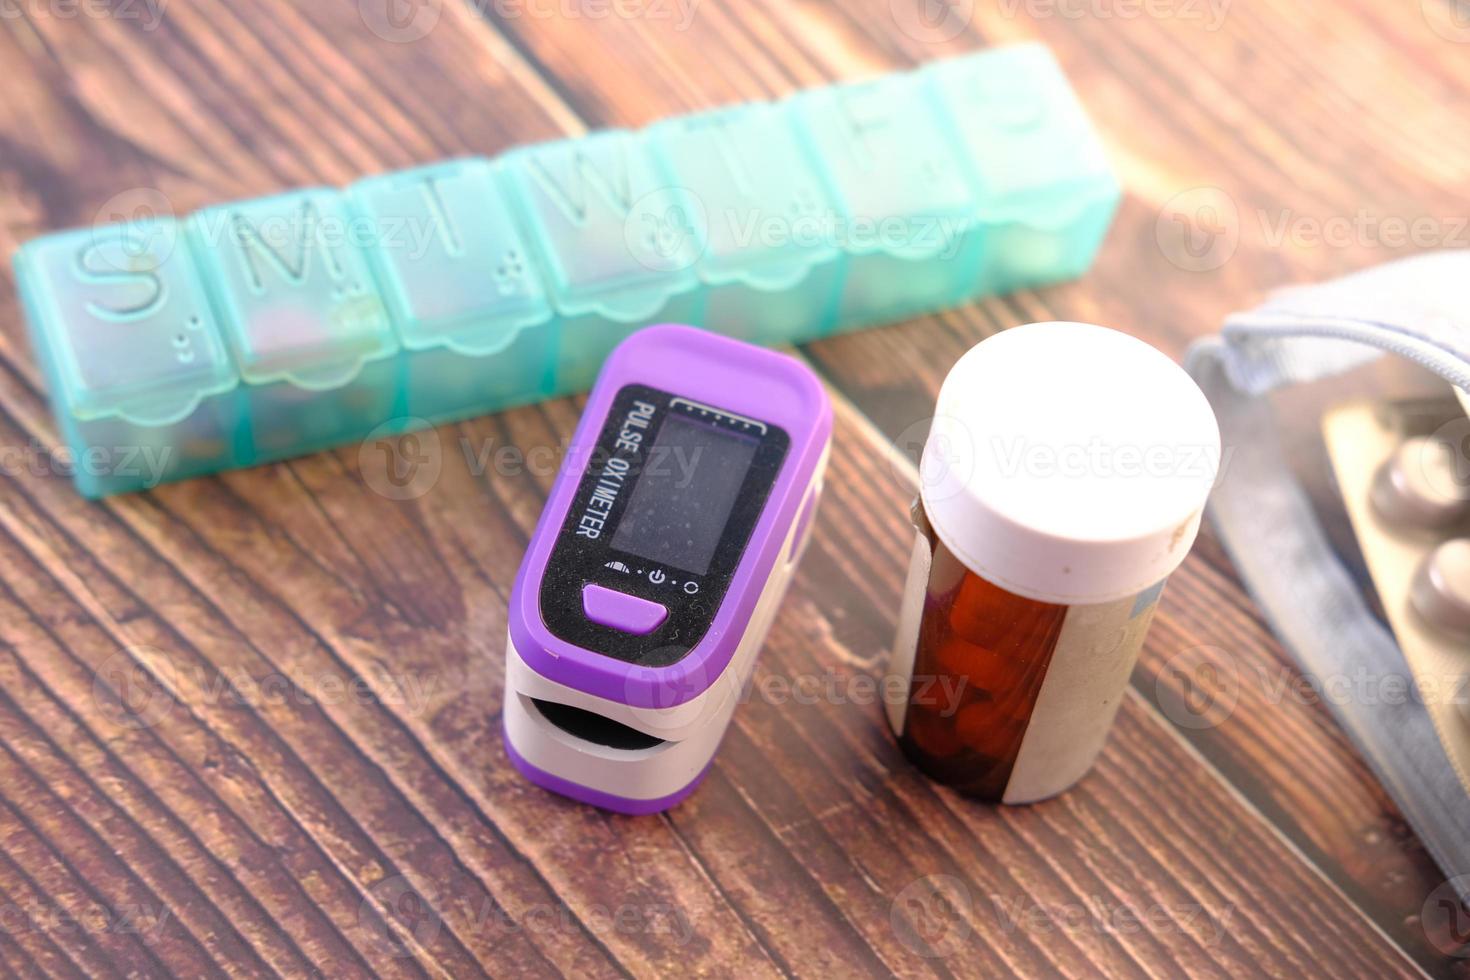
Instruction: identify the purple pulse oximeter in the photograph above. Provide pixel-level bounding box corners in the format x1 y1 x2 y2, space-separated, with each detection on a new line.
504 324 832 813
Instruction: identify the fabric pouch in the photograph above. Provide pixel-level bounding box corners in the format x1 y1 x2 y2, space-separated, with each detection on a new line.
1187 251 1470 901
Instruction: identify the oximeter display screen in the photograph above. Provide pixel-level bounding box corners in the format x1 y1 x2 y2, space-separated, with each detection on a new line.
540 383 790 667
609 414 760 575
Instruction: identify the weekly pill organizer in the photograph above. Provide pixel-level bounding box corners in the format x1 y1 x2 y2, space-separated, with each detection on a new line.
13 43 1118 498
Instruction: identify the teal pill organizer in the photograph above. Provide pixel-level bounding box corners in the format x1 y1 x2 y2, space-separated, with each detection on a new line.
14 44 1119 497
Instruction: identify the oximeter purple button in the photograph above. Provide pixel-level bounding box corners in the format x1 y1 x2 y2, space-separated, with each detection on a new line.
582 584 669 635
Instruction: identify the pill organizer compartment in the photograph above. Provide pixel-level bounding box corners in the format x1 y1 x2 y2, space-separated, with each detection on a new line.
188 189 399 460
350 159 556 424
792 72 981 330
926 44 1119 295
645 103 844 345
14 222 242 497
498 132 703 393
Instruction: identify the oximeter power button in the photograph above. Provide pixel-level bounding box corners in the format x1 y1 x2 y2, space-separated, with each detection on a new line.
581 584 669 635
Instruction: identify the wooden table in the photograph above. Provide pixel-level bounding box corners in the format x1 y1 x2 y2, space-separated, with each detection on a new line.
1 1 1467 976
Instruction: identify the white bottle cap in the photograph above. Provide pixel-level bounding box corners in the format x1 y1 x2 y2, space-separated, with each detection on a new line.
921 322 1221 605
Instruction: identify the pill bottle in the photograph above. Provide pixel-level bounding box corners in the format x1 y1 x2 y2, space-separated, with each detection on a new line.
886 322 1221 803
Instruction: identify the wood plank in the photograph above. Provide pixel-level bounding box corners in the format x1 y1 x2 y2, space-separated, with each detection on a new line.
470 1 1468 973
0 845 101 979
0 0 1450 975
0 340 1421 976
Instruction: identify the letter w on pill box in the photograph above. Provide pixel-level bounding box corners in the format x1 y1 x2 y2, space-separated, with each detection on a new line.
503 324 831 813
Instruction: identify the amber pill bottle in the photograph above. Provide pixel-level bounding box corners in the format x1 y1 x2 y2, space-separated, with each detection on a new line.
887 323 1220 803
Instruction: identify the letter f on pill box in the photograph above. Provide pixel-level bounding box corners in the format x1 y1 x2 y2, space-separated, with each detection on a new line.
504 324 832 813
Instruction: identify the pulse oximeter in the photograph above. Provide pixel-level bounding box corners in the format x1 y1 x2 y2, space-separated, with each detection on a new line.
504 324 832 813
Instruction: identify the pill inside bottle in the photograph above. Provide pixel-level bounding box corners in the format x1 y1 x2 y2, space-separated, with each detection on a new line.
887 322 1221 804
